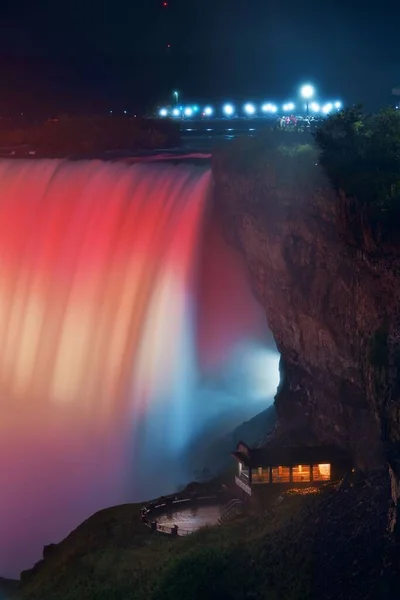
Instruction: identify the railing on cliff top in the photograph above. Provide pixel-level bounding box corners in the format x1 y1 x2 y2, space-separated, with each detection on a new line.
140 490 224 536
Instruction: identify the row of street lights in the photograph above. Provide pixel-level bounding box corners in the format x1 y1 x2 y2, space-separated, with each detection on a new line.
159 85 341 118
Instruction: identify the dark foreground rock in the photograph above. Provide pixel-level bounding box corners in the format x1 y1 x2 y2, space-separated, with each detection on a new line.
0 577 19 598
8 471 400 600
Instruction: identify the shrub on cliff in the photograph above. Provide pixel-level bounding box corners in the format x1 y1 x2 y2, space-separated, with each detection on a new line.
314 106 400 213
212 129 321 199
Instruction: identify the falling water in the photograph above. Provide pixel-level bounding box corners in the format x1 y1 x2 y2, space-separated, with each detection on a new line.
0 158 279 577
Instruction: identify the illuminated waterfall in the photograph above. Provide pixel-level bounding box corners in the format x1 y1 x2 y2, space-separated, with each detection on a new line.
0 158 279 577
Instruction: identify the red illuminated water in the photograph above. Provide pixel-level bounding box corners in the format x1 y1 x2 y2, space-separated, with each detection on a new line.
0 158 278 577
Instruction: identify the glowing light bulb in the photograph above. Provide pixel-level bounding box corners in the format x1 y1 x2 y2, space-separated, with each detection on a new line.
283 102 295 112
244 103 256 115
223 103 235 116
300 84 315 99
322 103 333 114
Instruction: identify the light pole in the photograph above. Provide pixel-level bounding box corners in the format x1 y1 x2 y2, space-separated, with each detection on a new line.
173 91 179 105
300 84 315 117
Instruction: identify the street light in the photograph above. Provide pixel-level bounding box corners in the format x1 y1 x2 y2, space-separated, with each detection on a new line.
283 102 295 112
261 103 277 113
173 91 179 105
223 103 235 116
244 102 256 115
322 103 333 115
300 84 315 116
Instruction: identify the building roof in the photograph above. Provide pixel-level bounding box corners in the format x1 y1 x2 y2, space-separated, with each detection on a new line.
232 440 350 468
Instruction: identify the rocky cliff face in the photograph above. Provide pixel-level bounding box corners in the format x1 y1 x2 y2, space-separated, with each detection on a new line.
213 166 400 532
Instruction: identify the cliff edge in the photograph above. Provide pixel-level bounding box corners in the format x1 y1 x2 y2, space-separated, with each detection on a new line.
213 131 400 532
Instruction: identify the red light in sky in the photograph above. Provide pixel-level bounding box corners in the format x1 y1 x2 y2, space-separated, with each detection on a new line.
162 1 168 6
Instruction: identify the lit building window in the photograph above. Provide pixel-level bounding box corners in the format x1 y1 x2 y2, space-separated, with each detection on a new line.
292 464 311 482
312 464 331 481
271 466 290 482
252 467 269 483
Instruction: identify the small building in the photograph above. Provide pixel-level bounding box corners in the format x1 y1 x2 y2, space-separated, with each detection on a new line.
232 441 351 496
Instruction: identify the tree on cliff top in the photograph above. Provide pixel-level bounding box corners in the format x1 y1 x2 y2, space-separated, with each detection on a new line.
314 106 400 212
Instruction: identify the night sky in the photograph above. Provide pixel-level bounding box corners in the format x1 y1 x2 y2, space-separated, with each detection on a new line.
0 0 399 115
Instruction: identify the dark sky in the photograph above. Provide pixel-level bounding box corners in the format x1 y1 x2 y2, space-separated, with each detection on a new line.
0 0 399 114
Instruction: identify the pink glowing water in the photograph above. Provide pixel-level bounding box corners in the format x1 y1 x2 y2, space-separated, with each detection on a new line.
0 159 277 577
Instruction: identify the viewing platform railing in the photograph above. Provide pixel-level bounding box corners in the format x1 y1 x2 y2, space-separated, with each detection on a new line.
140 490 223 537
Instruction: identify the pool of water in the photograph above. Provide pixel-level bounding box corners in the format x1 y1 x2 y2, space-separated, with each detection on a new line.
156 504 221 532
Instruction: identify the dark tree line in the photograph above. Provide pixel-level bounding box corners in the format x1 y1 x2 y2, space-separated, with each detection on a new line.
314 106 400 213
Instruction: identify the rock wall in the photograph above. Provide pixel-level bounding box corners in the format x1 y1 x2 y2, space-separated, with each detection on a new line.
213 166 400 531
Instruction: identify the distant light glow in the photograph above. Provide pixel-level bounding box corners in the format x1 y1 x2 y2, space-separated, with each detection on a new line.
159 108 168 117
334 101 342 109
283 102 295 112
310 102 320 112
172 108 180 117
262 103 277 113
322 103 333 114
184 107 193 117
223 103 235 116
203 106 213 116
300 84 315 99
243 103 256 115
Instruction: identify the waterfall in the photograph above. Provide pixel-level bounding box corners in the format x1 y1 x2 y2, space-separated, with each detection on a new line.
0 158 279 577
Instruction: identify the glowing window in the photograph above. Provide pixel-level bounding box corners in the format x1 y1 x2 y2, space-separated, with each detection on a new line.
271 466 290 483
312 464 331 481
292 464 311 482
252 467 269 483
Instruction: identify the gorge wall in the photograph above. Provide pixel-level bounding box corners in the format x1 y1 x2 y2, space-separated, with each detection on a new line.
213 157 400 531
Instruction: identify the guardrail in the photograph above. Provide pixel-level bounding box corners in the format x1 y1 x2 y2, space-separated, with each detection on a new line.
219 498 244 524
140 491 222 537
